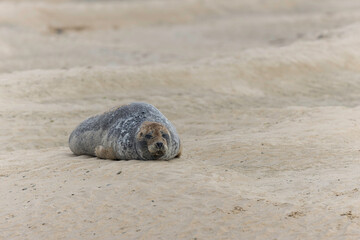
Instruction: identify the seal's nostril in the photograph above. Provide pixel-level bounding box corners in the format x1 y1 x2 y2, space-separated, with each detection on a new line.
156 142 163 148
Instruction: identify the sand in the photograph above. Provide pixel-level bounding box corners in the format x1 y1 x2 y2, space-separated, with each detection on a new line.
1 0 360 239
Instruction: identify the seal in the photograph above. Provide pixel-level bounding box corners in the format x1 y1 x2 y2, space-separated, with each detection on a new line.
69 102 182 160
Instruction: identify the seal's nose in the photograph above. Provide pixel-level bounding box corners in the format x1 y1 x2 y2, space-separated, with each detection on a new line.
156 142 163 148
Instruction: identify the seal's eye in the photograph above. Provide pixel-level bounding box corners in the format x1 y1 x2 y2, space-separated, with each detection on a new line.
145 134 153 139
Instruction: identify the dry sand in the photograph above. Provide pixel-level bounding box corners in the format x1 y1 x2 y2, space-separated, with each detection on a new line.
1 0 360 239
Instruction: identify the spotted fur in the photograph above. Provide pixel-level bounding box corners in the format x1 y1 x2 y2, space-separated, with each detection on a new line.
69 102 181 160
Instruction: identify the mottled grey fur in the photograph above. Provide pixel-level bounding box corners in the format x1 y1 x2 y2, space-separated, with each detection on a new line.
69 102 181 160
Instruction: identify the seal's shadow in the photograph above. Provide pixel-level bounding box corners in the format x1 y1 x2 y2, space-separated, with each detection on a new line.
66 152 176 162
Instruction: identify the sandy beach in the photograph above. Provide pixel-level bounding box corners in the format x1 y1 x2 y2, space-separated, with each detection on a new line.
1 0 360 239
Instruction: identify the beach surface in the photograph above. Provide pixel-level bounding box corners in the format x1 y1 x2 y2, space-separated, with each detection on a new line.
1 0 360 239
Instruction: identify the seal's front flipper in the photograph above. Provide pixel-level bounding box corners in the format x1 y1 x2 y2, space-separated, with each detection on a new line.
175 143 182 158
95 145 117 160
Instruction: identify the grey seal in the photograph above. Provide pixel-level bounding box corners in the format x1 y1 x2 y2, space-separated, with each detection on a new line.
69 102 182 160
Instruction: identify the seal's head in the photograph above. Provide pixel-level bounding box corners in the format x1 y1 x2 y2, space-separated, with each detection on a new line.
136 121 171 160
